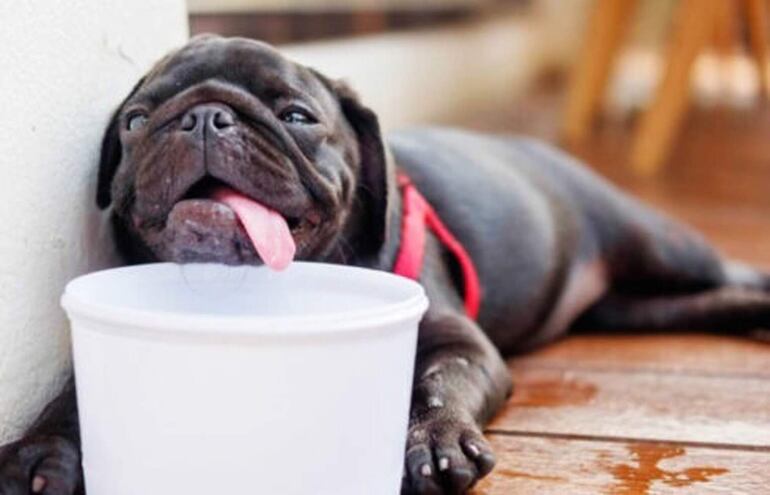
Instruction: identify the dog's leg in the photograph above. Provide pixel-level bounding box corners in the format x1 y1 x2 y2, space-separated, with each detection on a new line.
402 311 512 495
0 377 82 495
609 207 770 293
578 205 770 336
579 287 770 337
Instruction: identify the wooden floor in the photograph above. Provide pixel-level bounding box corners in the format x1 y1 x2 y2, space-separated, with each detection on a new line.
462 100 770 494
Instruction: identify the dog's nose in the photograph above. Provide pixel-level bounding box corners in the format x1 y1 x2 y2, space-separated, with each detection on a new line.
180 104 235 134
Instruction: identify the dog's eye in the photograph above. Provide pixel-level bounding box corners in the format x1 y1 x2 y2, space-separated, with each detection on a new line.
126 112 148 131
279 107 317 125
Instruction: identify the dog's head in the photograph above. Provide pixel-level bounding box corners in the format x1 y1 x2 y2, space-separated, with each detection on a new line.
98 35 392 267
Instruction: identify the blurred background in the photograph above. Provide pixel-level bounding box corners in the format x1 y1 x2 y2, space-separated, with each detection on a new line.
184 0 770 263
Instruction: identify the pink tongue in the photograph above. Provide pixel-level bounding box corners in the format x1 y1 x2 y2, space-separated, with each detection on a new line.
211 186 296 271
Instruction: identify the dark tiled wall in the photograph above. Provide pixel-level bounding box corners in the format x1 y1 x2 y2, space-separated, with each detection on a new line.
189 1 530 43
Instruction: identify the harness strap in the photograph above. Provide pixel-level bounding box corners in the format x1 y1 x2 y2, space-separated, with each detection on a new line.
392 172 481 319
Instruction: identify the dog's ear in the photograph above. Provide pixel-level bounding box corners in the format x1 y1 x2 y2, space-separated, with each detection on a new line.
318 74 391 256
95 107 122 209
96 77 145 209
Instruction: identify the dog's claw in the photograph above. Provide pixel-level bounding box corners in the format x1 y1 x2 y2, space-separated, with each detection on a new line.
0 435 82 495
401 413 495 495
32 476 47 493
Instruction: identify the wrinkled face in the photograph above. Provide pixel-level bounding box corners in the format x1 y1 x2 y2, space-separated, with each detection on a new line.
98 35 388 266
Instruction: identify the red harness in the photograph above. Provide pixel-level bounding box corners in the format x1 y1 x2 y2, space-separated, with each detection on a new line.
392 172 481 319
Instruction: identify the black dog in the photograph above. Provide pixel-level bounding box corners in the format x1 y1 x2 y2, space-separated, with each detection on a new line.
2 35 769 495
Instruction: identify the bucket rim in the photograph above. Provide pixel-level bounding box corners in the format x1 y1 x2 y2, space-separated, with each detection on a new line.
61 262 429 338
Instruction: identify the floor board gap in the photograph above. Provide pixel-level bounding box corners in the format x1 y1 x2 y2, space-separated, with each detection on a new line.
484 429 770 452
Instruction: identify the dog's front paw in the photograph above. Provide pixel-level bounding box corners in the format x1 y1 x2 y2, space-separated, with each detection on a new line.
401 410 495 495
0 436 82 495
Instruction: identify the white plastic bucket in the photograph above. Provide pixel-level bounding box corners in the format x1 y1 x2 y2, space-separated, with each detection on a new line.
61 262 428 495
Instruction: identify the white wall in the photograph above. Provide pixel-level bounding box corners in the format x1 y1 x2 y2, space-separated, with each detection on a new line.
0 0 188 444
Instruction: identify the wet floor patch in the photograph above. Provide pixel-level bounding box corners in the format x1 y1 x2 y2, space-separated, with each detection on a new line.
603 442 728 495
511 376 598 408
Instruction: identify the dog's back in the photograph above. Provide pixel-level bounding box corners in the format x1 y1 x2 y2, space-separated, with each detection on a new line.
387 127 725 349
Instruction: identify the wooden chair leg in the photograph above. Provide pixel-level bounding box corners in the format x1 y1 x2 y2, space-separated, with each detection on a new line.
630 0 722 176
744 0 770 98
562 0 637 146
712 0 739 55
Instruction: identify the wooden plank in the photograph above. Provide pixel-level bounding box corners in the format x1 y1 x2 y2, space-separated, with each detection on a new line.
472 435 769 494
489 367 770 447
512 334 770 377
